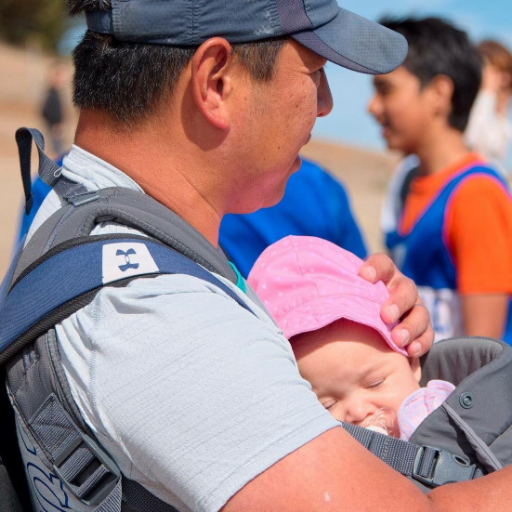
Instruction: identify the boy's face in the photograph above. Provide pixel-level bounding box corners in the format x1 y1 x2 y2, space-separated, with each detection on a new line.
368 66 435 154
293 321 421 436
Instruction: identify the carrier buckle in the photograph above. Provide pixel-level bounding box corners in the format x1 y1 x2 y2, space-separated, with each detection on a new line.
53 433 121 506
413 446 477 488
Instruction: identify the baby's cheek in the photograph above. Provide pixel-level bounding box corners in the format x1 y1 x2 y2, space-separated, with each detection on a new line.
388 380 419 414
325 403 346 423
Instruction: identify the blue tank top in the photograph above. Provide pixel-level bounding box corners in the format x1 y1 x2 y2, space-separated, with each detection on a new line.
387 164 512 344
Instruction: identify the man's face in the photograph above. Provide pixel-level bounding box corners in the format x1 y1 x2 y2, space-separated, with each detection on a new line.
293 322 420 437
368 66 434 154
228 41 332 213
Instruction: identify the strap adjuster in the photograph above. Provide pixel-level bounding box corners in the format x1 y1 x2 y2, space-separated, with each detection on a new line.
53 432 121 506
413 446 477 488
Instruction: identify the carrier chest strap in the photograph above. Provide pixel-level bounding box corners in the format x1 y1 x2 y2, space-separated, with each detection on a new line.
342 422 484 487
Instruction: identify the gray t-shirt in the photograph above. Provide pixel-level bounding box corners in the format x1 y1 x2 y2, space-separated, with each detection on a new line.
22 146 338 512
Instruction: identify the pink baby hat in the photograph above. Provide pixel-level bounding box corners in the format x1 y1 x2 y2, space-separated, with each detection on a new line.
248 236 406 355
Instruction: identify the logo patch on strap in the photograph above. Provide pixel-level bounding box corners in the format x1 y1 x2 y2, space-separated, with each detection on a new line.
102 242 159 284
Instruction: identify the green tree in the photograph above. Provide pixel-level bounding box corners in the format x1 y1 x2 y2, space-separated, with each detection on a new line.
0 0 67 50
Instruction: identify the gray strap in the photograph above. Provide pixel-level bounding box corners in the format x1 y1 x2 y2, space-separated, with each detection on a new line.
11 332 179 512
342 422 483 488
15 128 60 213
30 393 122 509
442 403 503 473
14 126 91 218
343 423 418 474
13 187 237 285
53 175 91 202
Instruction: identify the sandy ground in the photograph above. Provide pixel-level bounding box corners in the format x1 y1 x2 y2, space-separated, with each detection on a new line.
0 43 396 277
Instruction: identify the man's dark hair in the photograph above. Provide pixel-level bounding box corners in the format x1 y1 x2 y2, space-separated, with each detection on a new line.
68 0 287 123
380 17 482 132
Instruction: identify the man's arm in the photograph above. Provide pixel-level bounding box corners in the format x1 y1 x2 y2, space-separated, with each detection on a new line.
223 426 512 512
461 293 509 338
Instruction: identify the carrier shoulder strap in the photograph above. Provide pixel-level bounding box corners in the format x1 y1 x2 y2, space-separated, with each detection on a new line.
0 234 253 366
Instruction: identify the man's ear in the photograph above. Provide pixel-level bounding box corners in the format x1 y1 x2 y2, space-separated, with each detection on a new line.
190 37 236 130
410 356 422 383
427 74 454 121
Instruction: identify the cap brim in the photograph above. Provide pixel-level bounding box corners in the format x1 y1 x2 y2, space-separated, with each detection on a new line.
292 8 408 75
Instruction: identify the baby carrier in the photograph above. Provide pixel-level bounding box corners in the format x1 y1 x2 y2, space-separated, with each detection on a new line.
1 129 511 511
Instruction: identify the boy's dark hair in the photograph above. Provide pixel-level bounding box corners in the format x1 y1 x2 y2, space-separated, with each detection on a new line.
68 0 287 123
380 17 482 132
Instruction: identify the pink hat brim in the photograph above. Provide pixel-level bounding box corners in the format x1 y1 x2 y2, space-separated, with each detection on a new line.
281 294 407 356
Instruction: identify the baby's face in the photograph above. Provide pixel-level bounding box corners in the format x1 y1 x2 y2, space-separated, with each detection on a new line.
293 321 421 431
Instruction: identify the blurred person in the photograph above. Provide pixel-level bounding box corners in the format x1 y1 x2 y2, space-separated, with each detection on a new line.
220 158 367 277
382 40 512 251
465 40 512 169
40 62 67 156
369 17 512 344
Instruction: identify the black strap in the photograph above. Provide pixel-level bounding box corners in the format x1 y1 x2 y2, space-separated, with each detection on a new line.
15 128 61 214
0 370 31 512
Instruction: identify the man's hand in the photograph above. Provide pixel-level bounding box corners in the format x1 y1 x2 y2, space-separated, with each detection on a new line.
359 253 434 357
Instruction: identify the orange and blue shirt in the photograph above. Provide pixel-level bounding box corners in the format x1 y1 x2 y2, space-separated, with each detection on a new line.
387 153 512 343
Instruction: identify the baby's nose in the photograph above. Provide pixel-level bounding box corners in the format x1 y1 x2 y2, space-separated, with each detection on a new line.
345 401 374 425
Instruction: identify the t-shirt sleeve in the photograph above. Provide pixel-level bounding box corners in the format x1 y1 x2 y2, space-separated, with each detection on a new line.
57 274 338 512
447 175 512 294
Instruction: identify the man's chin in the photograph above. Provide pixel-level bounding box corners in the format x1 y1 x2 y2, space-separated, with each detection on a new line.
291 154 303 174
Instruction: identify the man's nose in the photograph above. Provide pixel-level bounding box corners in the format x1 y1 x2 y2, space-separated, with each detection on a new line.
317 70 333 118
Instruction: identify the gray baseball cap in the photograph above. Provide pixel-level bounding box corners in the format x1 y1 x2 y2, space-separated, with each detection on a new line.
86 0 407 75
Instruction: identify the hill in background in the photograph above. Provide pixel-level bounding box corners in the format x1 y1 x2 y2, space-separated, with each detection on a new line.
0 42 397 276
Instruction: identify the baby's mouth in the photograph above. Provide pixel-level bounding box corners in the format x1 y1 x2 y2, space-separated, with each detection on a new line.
361 408 399 438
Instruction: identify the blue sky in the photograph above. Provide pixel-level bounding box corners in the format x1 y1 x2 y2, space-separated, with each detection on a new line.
313 0 512 167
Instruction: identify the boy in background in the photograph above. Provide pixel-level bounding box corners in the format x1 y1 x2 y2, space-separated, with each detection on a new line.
369 17 512 343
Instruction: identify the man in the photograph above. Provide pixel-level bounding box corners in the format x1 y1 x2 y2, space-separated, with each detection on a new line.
220 158 367 277
13 1 512 511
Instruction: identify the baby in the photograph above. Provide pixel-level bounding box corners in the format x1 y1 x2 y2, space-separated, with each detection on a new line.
248 236 455 440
